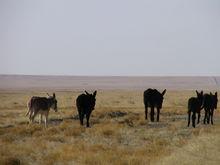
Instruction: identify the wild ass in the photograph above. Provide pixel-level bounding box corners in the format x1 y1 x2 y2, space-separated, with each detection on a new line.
203 92 218 125
143 88 166 122
76 91 97 127
26 93 58 127
187 91 203 128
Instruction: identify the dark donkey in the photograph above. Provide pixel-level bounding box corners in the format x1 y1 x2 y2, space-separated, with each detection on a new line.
203 92 218 125
76 91 97 127
28 93 58 127
143 88 166 122
187 91 203 128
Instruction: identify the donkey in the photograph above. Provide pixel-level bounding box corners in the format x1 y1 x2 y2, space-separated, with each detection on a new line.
187 91 203 128
26 93 51 122
143 88 166 122
28 93 58 127
76 91 97 127
203 92 218 125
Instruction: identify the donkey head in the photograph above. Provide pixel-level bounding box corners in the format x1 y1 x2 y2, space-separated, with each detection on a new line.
196 90 203 107
157 89 166 109
210 92 218 109
48 93 58 112
85 90 97 110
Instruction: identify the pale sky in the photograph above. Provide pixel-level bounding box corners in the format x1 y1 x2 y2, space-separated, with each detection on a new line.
1 0 220 76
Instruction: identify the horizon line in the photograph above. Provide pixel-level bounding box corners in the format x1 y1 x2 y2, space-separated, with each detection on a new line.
0 74 220 78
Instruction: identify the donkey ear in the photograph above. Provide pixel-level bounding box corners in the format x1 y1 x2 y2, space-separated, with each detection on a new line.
53 93 56 98
162 89 166 96
196 90 199 96
215 92 217 96
93 91 97 97
85 91 90 95
210 92 213 95
201 91 203 95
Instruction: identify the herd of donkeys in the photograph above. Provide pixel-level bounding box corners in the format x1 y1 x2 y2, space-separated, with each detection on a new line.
25 89 218 128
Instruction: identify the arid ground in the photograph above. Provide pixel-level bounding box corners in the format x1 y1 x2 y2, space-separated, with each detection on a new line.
0 76 220 165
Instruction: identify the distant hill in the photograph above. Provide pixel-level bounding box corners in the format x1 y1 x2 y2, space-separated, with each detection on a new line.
0 75 219 91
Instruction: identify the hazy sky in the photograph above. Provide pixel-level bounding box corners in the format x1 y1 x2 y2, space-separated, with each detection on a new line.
1 0 220 76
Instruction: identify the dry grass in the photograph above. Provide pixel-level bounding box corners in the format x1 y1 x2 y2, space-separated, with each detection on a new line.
0 90 219 165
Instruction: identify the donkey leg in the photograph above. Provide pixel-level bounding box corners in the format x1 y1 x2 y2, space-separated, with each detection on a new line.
79 113 84 126
150 107 154 122
203 109 207 124
78 108 84 125
145 106 148 120
39 114 43 124
192 112 196 128
156 108 160 122
210 110 214 125
31 111 37 123
45 114 48 128
28 112 32 124
86 111 92 127
188 111 191 127
29 109 34 123
207 111 210 124
197 112 201 124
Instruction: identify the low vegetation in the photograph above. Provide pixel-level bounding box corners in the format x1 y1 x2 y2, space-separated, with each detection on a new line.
0 90 219 165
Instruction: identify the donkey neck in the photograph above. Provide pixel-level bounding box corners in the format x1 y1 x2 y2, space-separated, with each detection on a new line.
47 97 54 108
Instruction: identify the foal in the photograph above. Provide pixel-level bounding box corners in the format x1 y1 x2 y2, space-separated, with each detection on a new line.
27 93 58 127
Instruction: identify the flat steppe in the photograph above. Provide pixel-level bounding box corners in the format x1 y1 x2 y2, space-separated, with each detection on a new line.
0 75 219 165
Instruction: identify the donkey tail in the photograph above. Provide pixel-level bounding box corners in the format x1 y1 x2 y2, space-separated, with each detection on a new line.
25 100 31 116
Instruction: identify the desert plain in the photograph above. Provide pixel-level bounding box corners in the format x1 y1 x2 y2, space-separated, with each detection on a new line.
0 75 220 165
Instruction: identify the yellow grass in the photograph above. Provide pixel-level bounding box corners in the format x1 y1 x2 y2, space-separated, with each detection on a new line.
0 90 219 165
